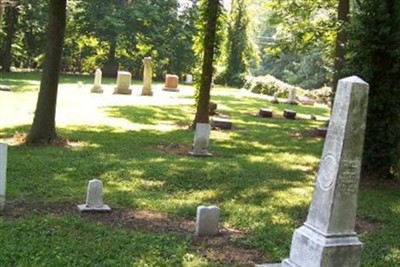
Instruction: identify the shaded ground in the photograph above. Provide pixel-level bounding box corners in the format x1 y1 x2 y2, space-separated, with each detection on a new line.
2 201 267 266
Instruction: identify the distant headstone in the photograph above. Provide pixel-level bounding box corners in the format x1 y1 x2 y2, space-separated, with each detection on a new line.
163 74 179 92
299 96 315 106
211 118 232 130
259 108 273 118
195 205 220 236
263 76 369 267
91 68 103 93
283 109 296 120
287 88 298 105
189 123 212 157
141 57 153 96
114 71 132 95
314 127 328 138
77 179 111 212
185 74 193 85
209 102 218 115
0 143 7 211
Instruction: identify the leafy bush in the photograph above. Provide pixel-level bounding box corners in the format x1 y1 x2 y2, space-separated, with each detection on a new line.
244 75 332 104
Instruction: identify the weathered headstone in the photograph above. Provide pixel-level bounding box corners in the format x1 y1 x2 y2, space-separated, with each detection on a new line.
287 88 298 105
163 74 179 92
262 76 369 267
114 71 132 95
77 179 111 212
270 93 279 104
195 205 220 236
0 143 7 211
259 108 273 118
141 57 153 96
283 109 296 120
189 123 212 157
211 118 232 130
185 74 193 85
91 68 103 93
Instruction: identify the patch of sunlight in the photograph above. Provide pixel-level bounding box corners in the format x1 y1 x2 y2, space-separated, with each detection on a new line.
139 179 165 190
53 173 71 182
271 212 295 225
184 189 220 201
384 248 400 263
105 179 142 193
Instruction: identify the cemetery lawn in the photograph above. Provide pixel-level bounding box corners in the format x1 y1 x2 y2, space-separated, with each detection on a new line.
1 72 400 266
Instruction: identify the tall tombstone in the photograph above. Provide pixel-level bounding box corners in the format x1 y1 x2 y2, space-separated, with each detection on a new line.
185 74 193 85
91 68 103 93
114 71 132 95
0 143 7 211
141 57 153 96
286 87 298 105
262 76 369 267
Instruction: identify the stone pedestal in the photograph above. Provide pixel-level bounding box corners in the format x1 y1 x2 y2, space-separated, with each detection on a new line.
189 123 212 157
262 76 369 267
78 179 111 212
211 118 232 130
283 109 296 120
259 108 273 118
270 94 280 104
0 143 7 211
163 74 179 92
141 57 153 96
91 68 103 93
195 205 220 236
114 71 132 95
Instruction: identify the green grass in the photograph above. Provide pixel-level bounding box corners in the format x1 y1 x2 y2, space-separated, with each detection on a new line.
1 72 399 266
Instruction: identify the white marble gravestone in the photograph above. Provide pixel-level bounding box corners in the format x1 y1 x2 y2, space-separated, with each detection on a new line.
114 71 132 95
141 57 153 96
262 76 369 267
91 68 103 93
0 143 7 211
195 205 220 236
185 74 193 85
189 123 212 157
78 179 111 212
286 88 298 105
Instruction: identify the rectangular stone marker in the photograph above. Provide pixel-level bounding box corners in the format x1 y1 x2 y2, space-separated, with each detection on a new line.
0 143 7 211
91 68 103 93
78 179 111 212
259 108 273 118
114 71 132 95
195 205 220 236
286 88 298 105
189 123 212 157
163 74 179 92
185 74 193 85
263 76 369 267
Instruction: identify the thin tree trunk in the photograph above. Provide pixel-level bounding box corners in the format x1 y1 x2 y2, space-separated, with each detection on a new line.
193 0 220 125
331 0 350 104
26 0 66 144
1 3 18 72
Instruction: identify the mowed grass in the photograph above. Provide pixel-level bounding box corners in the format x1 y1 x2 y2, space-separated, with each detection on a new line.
0 72 399 266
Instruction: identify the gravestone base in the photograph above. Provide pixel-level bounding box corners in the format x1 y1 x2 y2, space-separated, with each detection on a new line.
286 100 299 105
283 109 296 119
281 225 362 267
211 118 232 130
163 87 179 92
77 204 111 213
314 127 328 138
0 85 11 92
259 108 273 118
91 85 103 94
113 87 132 95
188 150 213 157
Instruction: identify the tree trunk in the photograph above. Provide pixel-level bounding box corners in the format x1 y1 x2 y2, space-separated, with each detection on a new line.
1 3 18 72
192 0 220 126
102 39 119 77
26 0 66 144
331 0 350 104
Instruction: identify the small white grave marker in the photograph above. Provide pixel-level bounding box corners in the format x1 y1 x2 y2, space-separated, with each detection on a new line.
91 68 103 93
0 143 8 211
189 123 212 157
78 179 111 212
195 205 220 236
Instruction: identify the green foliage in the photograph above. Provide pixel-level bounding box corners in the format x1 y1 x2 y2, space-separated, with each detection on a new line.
345 0 400 179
